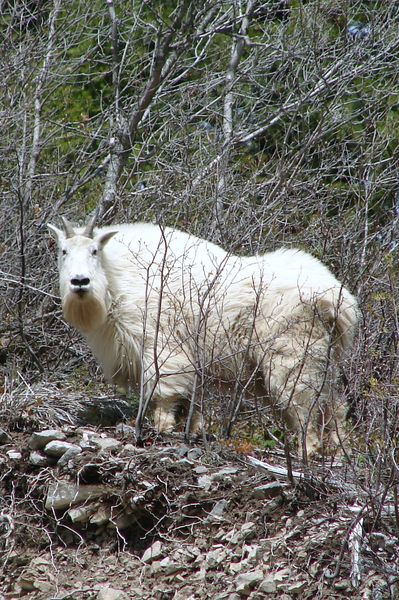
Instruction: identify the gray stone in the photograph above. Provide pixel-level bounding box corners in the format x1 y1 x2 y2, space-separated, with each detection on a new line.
243 544 261 563
206 547 227 568
184 546 201 564
45 481 105 510
333 579 351 591
43 440 81 458
142 540 164 564
19 557 55 593
175 445 189 457
193 465 208 474
115 422 135 436
224 522 257 544
208 499 229 520
252 482 286 499
229 562 244 575
107 511 138 530
90 435 121 452
122 443 136 453
57 446 82 467
211 467 239 481
173 589 198 600
32 580 54 593
79 439 98 451
0 429 11 444
271 568 290 582
187 447 204 461
159 556 181 575
29 429 66 450
97 587 128 600
29 451 52 467
90 506 111 526
287 581 307 593
240 522 257 540
158 446 180 456
175 458 193 467
258 578 277 594
75 396 134 427
6 450 22 460
68 505 96 523
197 474 212 490
236 571 264 595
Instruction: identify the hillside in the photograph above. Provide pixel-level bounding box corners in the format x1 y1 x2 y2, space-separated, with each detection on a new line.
1 2 399 598
1 385 397 599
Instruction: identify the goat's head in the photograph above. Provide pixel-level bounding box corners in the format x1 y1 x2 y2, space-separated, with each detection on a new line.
48 215 117 333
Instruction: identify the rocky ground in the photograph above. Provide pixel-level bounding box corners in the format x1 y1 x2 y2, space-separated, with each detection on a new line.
0 383 398 599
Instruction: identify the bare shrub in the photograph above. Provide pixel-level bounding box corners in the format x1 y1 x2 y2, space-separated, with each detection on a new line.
0 0 398 479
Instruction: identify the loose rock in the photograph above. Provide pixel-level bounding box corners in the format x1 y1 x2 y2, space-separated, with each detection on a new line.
142 540 165 564
97 586 128 600
57 445 82 467
258 577 277 594
68 505 96 524
29 429 66 450
206 547 227 568
90 435 121 452
45 481 106 510
6 450 22 460
18 556 55 594
187 447 204 461
115 422 135 437
90 506 111 526
159 556 182 575
235 570 264 595
252 481 286 499
29 451 53 467
208 499 229 520
44 440 81 458
197 474 212 490
0 429 11 444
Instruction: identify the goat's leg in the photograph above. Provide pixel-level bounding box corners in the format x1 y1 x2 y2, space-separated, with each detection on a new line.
259 315 339 459
153 398 178 432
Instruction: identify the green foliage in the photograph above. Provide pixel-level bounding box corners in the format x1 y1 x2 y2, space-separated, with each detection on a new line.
125 392 141 417
250 431 281 451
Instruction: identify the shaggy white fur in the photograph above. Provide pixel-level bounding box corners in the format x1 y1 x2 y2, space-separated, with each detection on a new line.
48 218 359 457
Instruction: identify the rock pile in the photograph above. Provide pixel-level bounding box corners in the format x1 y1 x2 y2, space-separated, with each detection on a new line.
1 422 398 599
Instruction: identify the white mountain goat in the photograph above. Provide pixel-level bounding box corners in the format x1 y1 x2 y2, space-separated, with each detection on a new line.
48 216 359 457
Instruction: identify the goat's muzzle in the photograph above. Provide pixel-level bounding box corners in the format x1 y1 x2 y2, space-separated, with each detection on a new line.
70 275 90 296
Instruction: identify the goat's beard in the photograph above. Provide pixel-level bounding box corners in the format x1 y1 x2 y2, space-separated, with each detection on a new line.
62 292 107 333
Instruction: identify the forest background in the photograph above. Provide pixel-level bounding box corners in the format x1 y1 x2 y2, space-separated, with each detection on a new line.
1 0 399 469
2 1 399 596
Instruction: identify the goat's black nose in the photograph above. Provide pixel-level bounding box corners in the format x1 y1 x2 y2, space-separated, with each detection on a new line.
71 275 90 287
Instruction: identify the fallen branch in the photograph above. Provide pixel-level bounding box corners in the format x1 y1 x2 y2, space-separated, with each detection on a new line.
246 455 304 481
349 516 363 589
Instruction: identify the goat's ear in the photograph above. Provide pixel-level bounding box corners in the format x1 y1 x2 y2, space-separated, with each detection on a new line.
97 230 118 249
47 223 64 243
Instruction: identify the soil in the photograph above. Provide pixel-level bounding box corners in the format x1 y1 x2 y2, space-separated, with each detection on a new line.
0 384 398 600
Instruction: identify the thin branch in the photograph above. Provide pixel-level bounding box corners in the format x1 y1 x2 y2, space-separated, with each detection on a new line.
25 0 62 204
100 0 195 220
213 0 255 231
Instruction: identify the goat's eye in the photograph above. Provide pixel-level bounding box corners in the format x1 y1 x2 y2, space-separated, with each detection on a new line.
92 248 98 256
62 249 67 256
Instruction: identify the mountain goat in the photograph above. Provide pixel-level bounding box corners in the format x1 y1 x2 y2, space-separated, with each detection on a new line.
48 215 359 457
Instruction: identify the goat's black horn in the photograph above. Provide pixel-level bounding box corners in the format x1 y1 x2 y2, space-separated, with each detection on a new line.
83 212 98 238
60 216 75 239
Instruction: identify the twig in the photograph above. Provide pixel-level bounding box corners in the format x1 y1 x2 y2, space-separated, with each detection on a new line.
246 455 304 481
324 505 365 582
213 0 255 231
349 516 364 588
100 0 194 220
